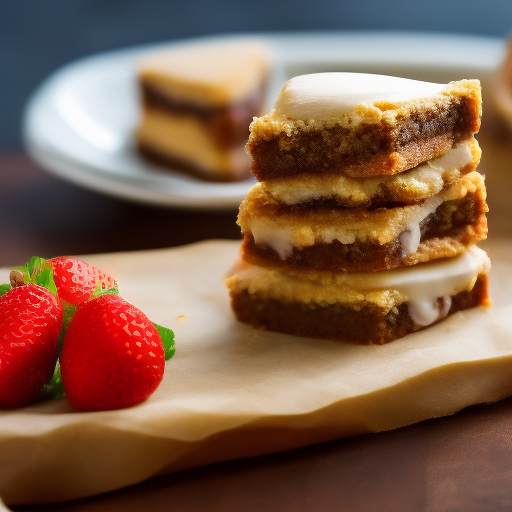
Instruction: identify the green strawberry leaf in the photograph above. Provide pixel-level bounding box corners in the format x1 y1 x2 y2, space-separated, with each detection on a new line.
0 284 11 298
154 323 175 361
39 360 66 401
92 281 119 300
16 256 47 281
33 266 58 296
15 256 58 296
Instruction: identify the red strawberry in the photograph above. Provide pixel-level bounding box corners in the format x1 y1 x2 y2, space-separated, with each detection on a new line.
0 285 63 408
46 257 117 306
60 294 165 410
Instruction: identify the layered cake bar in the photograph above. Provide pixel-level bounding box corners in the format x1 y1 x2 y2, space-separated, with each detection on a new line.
226 246 490 344
238 170 488 273
136 40 270 181
227 73 490 344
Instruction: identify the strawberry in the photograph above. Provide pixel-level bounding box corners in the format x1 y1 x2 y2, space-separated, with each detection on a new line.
60 294 166 410
46 257 118 306
0 285 63 408
13 256 119 348
13 256 118 307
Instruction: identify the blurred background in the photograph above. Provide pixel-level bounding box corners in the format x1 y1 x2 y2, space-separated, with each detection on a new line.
1 0 512 268
2 0 512 150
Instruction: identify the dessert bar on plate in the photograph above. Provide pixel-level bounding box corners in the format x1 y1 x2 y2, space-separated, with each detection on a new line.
136 39 270 182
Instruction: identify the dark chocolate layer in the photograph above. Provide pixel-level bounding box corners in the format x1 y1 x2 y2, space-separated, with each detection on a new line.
230 275 488 345
140 82 266 149
242 192 488 272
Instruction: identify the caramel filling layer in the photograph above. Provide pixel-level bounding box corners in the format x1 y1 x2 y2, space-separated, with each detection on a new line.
140 82 266 148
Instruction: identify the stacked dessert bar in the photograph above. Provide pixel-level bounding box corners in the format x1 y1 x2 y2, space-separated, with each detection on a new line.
226 73 490 344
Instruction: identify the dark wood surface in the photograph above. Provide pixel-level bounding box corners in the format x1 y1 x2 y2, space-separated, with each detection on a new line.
4 103 512 512
0 154 242 268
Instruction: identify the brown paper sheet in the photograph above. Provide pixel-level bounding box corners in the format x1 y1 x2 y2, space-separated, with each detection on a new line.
1 239 512 505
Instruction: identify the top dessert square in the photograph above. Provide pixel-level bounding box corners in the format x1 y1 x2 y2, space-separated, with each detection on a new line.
247 73 482 180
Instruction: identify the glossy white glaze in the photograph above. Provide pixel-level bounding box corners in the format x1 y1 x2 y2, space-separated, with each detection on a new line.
230 247 490 325
274 73 446 119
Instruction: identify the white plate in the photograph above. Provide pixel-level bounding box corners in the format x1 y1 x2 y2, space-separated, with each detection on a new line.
23 31 505 210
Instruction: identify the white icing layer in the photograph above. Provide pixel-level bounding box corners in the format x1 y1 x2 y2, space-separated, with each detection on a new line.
398 195 444 256
408 296 452 327
399 226 422 258
429 141 473 173
274 73 446 120
227 247 490 324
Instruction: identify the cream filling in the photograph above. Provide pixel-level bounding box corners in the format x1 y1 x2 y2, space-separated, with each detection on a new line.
136 108 250 176
262 141 473 206
273 73 446 121
226 246 490 326
244 172 483 260
408 295 452 326
248 194 438 259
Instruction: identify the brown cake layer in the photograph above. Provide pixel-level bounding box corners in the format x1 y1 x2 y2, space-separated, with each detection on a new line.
140 82 266 149
241 187 488 273
261 138 481 208
229 274 489 345
247 82 482 180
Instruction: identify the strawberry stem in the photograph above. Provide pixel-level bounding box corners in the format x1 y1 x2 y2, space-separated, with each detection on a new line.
9 270 25 288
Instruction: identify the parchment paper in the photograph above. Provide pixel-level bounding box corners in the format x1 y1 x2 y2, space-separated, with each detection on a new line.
1 239 512 505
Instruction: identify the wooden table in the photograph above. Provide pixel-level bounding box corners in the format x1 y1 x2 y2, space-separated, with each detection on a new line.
4 102 512 512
